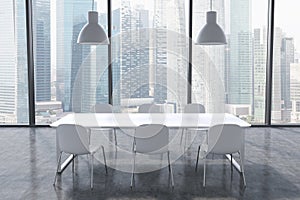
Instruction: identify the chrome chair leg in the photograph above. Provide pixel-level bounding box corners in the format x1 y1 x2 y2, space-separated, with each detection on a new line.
102 146 108 174
90 154 94 189
203 157 206 187
195 145 200 172
53 152 62 186
167 151 174 188
130 152 136 189
180 128 185 145
114 128 117 146
72 154 75 172
239 152 246 187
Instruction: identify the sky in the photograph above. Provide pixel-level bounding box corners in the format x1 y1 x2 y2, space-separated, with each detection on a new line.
273 0 300 51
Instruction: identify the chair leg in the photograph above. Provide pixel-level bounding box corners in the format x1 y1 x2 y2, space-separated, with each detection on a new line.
203 157 206 187
239 152 246 187
195 145 200 172
90 154 94 189
180 128 185 145
102 146 108 174
130 152 136 189
167 151 174 188
53 152 62 186
72 154 75 172
114 128 117 146
230 153 233 170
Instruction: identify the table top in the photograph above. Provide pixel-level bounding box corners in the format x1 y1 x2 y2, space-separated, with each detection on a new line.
50 113 251 128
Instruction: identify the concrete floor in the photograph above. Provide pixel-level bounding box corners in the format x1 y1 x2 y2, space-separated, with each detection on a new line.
0 127 300 200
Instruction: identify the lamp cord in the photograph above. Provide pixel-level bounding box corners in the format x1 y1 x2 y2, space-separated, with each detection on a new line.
210 0 212 10
92 0 94 11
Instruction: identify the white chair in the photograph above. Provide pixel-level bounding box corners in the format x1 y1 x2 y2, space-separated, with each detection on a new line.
138 103 163 113
180 103 206 145
131 124 174 188
195 124 246 187
53 124 107 189
91 103 117 146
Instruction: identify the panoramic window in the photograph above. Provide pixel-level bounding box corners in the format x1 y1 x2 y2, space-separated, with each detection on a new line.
0 0 29 124
2 0 293 126
192 0 268 124
111 0 189 113
272 0 300 124
32 0 108 124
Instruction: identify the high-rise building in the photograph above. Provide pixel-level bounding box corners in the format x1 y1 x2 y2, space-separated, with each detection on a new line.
228 0 252 105
111 2 151 111
56 0 91 111
0 0 28 123
33 0 51 102
153 0 188 110
281 37 294 121
16 0 29 123
111 0 187 112
192 0 225 112
272 27 283 122
290 63 300 122
253 28 267 122
0 0 18 123
119 1 150 100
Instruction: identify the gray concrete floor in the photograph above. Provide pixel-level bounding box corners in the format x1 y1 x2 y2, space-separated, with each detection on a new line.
0 127 300 200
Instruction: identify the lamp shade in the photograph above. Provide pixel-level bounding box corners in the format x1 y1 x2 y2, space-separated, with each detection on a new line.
196 11 226 45
77 11 109 45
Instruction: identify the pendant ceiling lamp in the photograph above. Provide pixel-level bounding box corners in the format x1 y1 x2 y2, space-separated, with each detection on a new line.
196 0 226 45
77 0 109 45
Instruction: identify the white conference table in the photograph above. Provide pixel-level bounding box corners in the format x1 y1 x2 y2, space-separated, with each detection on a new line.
51 113 250 173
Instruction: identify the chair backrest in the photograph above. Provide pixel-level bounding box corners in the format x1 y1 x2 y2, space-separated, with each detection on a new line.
138 103 163 113
57 124 90 155
208 124 243 154
134 124 169 153
184 103 205 113
91 103 113 113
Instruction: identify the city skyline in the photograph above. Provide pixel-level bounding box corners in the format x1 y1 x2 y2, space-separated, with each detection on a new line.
1 0 300 124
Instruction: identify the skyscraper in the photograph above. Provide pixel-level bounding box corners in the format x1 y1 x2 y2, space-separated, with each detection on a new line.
152 0 188 111
290 63 300 121
119 1 150 100
253 28 267 122
272 27 283 122
111 2 151 111
0 0 28 124
33 0 51 102
281 37 294 121
228 0 252 105
110 0 187 112
192 0 225 112
56 0 91 111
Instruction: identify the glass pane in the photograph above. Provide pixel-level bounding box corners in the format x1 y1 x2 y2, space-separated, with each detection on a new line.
0 0 29 124
112 0 189 113
272 0 299 124
33 0 108 124
192 0 268 124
